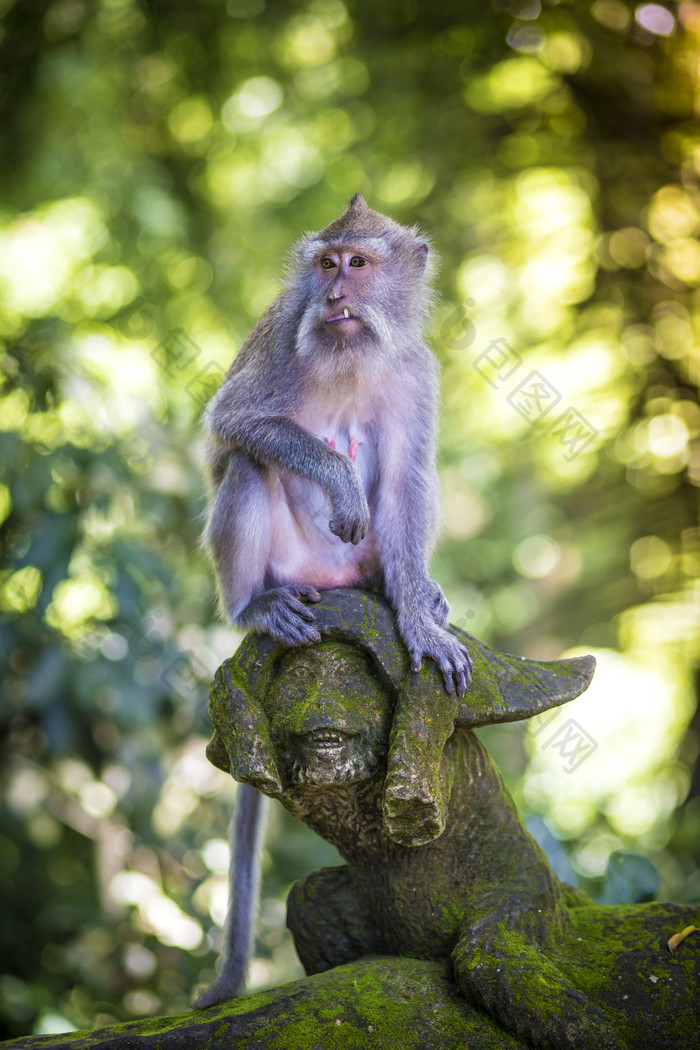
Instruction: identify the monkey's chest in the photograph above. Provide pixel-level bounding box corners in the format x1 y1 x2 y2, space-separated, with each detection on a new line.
267 426 380 590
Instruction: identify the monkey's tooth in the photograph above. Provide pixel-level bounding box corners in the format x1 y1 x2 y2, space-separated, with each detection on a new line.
343 308 350 319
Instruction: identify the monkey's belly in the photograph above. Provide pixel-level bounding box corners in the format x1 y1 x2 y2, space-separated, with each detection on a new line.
266 476 380 590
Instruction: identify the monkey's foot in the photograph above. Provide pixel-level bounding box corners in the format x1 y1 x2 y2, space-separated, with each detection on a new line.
238 585 322 646
402 620 472 697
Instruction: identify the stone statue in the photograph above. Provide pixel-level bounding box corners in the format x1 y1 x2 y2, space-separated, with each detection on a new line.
3 588 698 1050
204 588 635 1049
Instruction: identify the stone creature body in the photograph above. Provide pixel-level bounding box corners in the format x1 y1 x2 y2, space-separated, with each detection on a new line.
200 589 627 1050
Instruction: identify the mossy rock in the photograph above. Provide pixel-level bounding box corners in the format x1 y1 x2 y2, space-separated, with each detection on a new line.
0 958 516 1050
2 903 699 1050
9 591 696 1050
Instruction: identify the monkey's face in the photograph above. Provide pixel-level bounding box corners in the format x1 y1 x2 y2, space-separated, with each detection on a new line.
317 246 377 330
262 643 393 787
297 243 392 354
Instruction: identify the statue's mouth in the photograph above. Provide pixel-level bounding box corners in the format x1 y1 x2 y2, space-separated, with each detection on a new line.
303 728 353 750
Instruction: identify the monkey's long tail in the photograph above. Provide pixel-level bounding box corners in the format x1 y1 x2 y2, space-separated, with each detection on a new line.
193 783 268 1008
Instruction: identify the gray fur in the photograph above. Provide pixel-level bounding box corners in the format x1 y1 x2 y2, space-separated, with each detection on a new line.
193 785 267 1008
202 194 470 695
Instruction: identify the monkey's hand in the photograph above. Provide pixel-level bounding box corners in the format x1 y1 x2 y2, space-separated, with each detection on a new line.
328 458 370 545
401 614 472 697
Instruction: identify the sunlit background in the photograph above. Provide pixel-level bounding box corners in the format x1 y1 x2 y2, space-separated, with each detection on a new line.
1 0 699 1038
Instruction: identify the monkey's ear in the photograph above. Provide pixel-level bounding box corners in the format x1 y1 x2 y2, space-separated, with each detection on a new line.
414 241 429 270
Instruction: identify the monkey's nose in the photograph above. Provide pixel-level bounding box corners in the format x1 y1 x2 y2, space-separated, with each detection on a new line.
328 287 343 301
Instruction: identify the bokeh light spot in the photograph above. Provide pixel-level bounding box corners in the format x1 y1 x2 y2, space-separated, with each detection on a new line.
635 4 676 36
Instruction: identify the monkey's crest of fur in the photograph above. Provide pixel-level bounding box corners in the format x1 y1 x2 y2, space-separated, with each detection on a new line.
291 193 431 271
316 194 401 242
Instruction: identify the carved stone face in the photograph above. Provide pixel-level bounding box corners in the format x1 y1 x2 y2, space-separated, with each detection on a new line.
261 642 394 787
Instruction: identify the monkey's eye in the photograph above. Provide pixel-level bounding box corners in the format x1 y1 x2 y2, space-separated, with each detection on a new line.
349 256 367 268
320 257 335 270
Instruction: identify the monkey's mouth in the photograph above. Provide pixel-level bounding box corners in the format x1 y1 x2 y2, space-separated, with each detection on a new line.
327 308 359 324
303 728 353 750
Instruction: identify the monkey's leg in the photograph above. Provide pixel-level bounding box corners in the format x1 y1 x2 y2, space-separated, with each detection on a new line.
374 454 471 695
206 454 321 645
287 866 387 974
451 910 623 1050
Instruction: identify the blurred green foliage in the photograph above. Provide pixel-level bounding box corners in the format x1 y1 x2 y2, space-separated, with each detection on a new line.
1 0 699 1038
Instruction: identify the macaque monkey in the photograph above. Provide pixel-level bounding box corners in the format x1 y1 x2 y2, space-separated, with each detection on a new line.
203 194 470 693
195 196 471 1007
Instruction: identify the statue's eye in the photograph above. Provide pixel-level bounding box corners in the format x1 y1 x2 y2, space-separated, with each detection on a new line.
350 256 367 268
321 257 335 270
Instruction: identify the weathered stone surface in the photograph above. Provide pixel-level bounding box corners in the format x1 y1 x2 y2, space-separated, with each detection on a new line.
0 958 522 1049
206 587 595 847
197 589 699 1049
3 908 699 1050
10 589 696 1050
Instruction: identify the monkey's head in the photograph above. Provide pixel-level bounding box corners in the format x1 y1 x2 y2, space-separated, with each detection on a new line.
292 195 434 364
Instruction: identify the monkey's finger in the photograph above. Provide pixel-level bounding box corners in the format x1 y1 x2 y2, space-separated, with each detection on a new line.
293 619 321 644
272 604 306 632
329 518 350 542
287 627 321 646
274 612 320 646
454 644 472 667
283 595 318 621
447 644 472 697
295 586 322 603
454 665 470 697
439 664 456 695
292 625 321 645
457 641 472 664
285 596 316 617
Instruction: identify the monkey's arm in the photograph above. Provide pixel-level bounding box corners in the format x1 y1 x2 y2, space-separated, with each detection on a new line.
206 381 368 545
